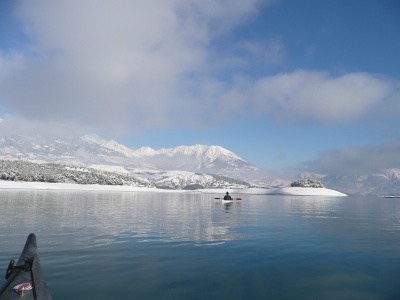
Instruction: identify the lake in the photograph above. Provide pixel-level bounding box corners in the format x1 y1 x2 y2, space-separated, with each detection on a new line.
0 190 399 299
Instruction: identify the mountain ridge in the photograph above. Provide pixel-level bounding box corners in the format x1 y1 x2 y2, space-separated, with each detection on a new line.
0 134 260 186
1 134 399 194
80 134 250 165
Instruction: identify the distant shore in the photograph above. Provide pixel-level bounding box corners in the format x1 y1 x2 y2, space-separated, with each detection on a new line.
0 180 347 196
205 187 347 197
0 180 162 192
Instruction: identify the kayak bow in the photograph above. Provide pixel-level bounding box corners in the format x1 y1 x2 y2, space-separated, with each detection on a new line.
0 233 52 300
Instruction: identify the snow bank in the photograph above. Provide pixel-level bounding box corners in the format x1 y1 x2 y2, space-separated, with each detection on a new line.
0 181 177 193
264 187 347 196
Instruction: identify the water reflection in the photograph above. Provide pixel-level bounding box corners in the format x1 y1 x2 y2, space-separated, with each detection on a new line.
288 196 400 233
286 196 400 259
289 196 344 216
2 192 400 299
1 192 399 255
222 201 233 212
0 190 245 250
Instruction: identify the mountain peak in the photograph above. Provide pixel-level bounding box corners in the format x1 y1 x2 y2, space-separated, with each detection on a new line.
160 144 244 162
81 134 137 158
135 147 156 156
81 134 102 143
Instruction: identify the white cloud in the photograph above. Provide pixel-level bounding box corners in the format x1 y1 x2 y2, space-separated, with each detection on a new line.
0 51 26 82
184 70 399 126
250 70 395 124
0 115 92 138
0 0 265 134
0 0 399 136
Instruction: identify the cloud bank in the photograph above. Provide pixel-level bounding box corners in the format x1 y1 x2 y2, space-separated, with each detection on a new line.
1 0 263 134
305 139 400 175
0 0 399 138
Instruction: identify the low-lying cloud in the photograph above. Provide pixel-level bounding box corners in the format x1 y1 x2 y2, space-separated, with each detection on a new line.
306 139 400 175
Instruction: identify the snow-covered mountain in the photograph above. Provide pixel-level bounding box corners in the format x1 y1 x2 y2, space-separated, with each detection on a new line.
0 134 251 166
1 134 399 194
0 134 260 187
80 134 259 174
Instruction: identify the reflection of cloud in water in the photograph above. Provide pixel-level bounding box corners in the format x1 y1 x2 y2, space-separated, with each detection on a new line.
285 196 400 257
0 190 245 249
289 197 345 218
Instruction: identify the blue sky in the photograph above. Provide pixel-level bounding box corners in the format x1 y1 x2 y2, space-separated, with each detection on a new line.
0 0 399 175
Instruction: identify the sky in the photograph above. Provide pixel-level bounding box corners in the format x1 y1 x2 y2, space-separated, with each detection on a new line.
0 0 399 176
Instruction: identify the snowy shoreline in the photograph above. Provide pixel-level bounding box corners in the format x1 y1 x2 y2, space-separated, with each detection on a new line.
203 187 347 197
0 181 165 193
0 181 347 196
264 187 347 197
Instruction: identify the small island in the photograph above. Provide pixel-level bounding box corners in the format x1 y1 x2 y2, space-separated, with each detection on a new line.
265 179 347 197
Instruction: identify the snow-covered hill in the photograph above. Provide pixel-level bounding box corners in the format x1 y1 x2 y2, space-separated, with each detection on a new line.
0 160 251 190
0 160 149 187
150 171 250 190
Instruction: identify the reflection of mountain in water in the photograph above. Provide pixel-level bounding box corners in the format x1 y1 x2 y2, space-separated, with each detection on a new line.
0 191 244 247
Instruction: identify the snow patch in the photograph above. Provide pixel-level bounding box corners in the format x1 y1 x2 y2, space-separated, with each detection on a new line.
0 180 159 192
89 164 131 174
265 187 347 196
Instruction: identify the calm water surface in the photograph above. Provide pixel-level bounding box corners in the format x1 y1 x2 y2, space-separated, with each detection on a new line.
0 190 400 299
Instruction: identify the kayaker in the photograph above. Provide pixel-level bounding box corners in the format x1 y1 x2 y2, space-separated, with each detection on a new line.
224 191 232 200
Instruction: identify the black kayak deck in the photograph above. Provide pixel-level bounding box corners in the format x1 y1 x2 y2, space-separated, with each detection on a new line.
0 233 52 300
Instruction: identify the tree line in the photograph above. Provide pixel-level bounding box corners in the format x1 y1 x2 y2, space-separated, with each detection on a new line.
0 160 149 187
